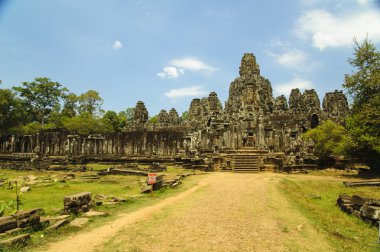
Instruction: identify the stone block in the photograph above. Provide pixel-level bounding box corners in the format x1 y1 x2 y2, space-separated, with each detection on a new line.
0 233 31 248
45 219 69 230
69 218 89 228
12 209 41 228
360 205 380 220
63 192 92 212
0 216 17 233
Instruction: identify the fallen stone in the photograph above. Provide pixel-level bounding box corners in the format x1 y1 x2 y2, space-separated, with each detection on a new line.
65 174 75 180
45 219 69 231
47 215 70 222
95 194 107 200
20 186 31 193
69 218 89 228
108 196 126 202
171 181 180 188
102 202 118 205
5 227 24 235
84 211 106 217
64 192 92 213
25 175 37 181
343 180 380 187
0 233 31 248
0 216 17 233
110 168 148 176
141 184 152 193
360 205 380 220
12 209 41 228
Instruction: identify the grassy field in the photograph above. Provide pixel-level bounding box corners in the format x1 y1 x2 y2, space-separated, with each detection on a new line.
279 173 380 252
0 165 203 251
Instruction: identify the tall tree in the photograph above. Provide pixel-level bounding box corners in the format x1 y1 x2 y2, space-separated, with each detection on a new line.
343 38 380 170
61 93 78 118
13 77 67 126
302 120 350 164
78 90 103 117
0 88 25 133
102 110 120 132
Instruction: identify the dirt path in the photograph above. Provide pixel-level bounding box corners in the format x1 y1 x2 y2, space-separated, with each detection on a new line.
44 173 334 252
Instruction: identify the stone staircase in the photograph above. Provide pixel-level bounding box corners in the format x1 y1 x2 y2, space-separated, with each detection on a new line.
232 147 268 173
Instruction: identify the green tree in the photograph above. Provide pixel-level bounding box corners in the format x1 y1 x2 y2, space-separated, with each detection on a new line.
125 107 135 125
181 111 189 121
78 90 103 117
13 77 67 126
61 93 78 118
0 88 25 132
149 115 158 124
102 110 120 132
302 120 350 163
63 116 112 135
343 38 380 170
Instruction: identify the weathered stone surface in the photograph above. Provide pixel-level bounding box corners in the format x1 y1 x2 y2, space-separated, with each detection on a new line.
303 89 320 111
46 218 69 230
108 196 126 202
133 101 149 125
168 108 180 125
12 209 41 228
109 168 147 176
64 192 91 213
0 233 31 248
360 205 380 220
95 194 107 200
141 184 152 193
20 186 31 193
84 211 106 217
69 217 89 227
0 216 17 233
274 95 288 114
157 109 169 126
4 227 24 236
322 90 349 123
289 88 304 113
337 194 380 222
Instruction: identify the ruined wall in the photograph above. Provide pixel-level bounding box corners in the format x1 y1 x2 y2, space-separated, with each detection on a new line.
0 53 349 158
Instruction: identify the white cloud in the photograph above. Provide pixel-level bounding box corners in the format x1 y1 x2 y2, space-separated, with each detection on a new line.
157 57 217 79
113 40 123 50
164 86 208 98
157 66 184 79
357 0 369 6
273 78 313 96
170 58 217 73
267 40 314 71
295 9 380 50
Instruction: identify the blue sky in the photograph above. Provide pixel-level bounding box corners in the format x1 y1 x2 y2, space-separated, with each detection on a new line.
1 0 380 116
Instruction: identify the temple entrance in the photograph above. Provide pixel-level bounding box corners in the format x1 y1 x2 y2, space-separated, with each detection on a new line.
311 114 319 129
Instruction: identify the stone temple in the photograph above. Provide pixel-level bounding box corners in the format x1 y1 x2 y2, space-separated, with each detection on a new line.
0 53 349 172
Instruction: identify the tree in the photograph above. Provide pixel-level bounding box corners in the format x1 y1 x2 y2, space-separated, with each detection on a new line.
302 120 350 164
78 90 103 117
13 77 67 126
102 110 120 132
122 107 135 126
343 38 380 170
149 115 158 124
61 93 78 118
0 88 26 133
181 111 189 121
63 116 112 135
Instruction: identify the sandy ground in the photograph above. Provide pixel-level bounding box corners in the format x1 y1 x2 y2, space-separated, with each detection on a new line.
44 173 334 252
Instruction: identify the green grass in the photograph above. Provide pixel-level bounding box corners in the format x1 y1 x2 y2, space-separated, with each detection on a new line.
279 176 380 252
0 167 203 251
